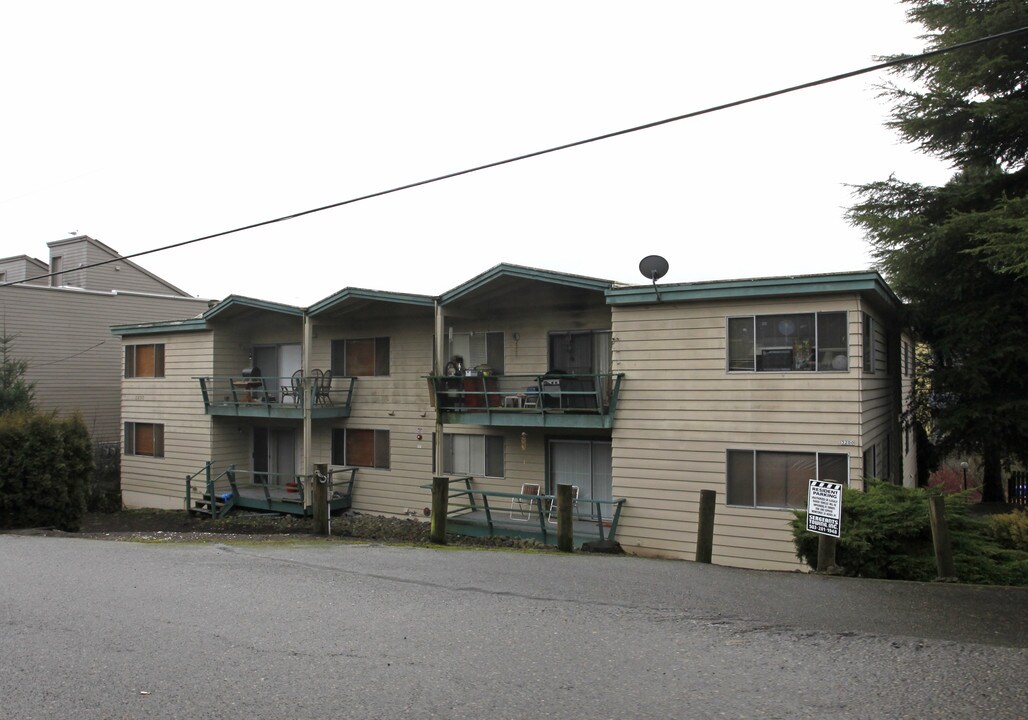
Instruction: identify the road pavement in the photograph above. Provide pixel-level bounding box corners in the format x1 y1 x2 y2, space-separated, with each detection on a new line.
1 535 1025 719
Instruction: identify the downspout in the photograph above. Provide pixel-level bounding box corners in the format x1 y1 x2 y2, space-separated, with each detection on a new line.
302 309 313 509
434 300 445 475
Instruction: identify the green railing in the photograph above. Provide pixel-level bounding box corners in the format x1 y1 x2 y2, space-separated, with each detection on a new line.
184 461 237 518
428 372 623 414
420 476 625 546
197 374 356 415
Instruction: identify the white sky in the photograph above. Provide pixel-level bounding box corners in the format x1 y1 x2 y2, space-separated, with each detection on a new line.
1 1 953 305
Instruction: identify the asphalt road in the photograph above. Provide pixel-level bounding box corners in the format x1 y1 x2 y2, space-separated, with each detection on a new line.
1 535 1025 720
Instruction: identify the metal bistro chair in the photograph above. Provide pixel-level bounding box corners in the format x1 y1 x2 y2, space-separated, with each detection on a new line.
316 369 333 406
509 483 542 521
281 370 303 404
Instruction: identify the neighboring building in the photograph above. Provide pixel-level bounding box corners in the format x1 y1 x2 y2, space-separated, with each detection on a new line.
114 265 914 571
0 236 213 442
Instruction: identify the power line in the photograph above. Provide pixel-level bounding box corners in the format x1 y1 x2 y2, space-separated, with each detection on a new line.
6 25 1027 288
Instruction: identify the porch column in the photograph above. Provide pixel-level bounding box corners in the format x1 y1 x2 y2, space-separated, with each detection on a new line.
302 310 313 509
434 301 446 475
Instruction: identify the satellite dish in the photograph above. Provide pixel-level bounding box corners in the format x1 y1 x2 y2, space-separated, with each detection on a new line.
639 255 669 302
639 255 669 282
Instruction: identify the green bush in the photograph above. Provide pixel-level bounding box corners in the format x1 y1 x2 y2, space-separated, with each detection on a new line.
985 510 1028 552
792 482 1028 586
0 412 93 531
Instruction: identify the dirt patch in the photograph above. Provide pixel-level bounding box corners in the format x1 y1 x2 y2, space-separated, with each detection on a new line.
15 509 552 550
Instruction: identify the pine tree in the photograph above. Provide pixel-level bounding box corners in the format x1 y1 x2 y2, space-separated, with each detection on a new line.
0 331 35 415
847 0 1028 502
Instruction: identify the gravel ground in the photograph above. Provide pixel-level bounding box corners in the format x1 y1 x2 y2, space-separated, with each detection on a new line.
11 509 553 550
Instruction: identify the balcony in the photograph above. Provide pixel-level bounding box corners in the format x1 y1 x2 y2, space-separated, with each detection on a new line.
427 372 623 428
198 375 355 419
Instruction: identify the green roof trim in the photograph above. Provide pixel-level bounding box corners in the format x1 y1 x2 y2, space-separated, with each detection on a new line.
440 263 615 305
308 287 435 316
203 295 304 320
111 317 209 337
605 271 902 310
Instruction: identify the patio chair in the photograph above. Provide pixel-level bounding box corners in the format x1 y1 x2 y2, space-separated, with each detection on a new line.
316 369 333 406
281 370 303 404
509 483 541 521
547 485 580 524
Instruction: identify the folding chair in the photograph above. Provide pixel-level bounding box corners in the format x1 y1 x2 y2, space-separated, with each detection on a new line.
509 483 541 521
547 485 580 524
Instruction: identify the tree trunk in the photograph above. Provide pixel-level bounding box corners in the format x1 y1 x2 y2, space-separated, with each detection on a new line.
980 442 1004 503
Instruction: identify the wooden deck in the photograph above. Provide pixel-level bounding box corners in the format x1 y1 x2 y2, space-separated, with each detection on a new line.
422 477 624 547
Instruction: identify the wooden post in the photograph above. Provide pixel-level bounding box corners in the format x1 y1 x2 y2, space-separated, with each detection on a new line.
695 489 716 563
313 463 329 535
816 534 837 572
928 495 956 580
430 476 448 544
556 484 574 552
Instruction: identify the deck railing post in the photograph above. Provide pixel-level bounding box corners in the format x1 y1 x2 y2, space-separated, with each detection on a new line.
695 489 716 563
313 463 329 535
431 476 448 544
928 495 956 580
556 484 574 552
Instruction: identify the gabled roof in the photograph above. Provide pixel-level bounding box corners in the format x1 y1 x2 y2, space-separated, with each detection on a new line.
48 235 194 297
308 287 435 317
111 316 209 337
439 263 615 306
203 295 304 320
605 270 903 312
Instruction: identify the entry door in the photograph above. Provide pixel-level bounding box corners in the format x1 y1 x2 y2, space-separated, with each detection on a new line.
549 439 613 518
253 428 297 485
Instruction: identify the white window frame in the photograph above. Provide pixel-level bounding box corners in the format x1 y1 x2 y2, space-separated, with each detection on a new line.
443 433 504 478
726 312 848 373
726 449 850 510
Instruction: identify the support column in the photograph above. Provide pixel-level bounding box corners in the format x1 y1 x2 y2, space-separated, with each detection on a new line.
434 301 446 475
302 311 313 509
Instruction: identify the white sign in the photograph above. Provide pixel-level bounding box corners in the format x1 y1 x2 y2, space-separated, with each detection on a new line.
806 480 843 537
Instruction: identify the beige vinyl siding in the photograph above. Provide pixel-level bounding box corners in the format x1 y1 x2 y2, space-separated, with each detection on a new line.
435 304 613 498
121 330 215 509
611 296 865 571
311 316 437 516
0 284 211 442
899 331 917 487
858 300 896 481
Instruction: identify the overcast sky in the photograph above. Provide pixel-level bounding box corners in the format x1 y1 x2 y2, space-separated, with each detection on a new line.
1 1 954 305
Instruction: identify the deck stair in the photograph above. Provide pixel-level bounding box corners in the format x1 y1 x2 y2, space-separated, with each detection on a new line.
185 462 357 518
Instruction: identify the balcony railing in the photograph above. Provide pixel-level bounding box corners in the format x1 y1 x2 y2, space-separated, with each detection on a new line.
197 374 355 418
427 372 623 428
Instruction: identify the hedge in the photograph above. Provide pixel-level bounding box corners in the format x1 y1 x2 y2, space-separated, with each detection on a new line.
792 481 1028 586
0 411 93 531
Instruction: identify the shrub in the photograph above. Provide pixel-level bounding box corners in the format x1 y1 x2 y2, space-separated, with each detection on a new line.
985 510 1028 552
0 411 92 531
792 481 1028 586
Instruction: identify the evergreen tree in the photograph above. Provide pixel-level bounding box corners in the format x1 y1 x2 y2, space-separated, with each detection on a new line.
847 0 1028 502
0 332 35 415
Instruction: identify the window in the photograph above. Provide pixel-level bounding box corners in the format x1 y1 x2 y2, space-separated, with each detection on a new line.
125 344 165 378
727 312 847 372
443 434 504 477
727 450 849 509
548 330 611 374
332 428 389 469
863 313 875 374
449 331 504 374
331 338 389 376
124 422 164 457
